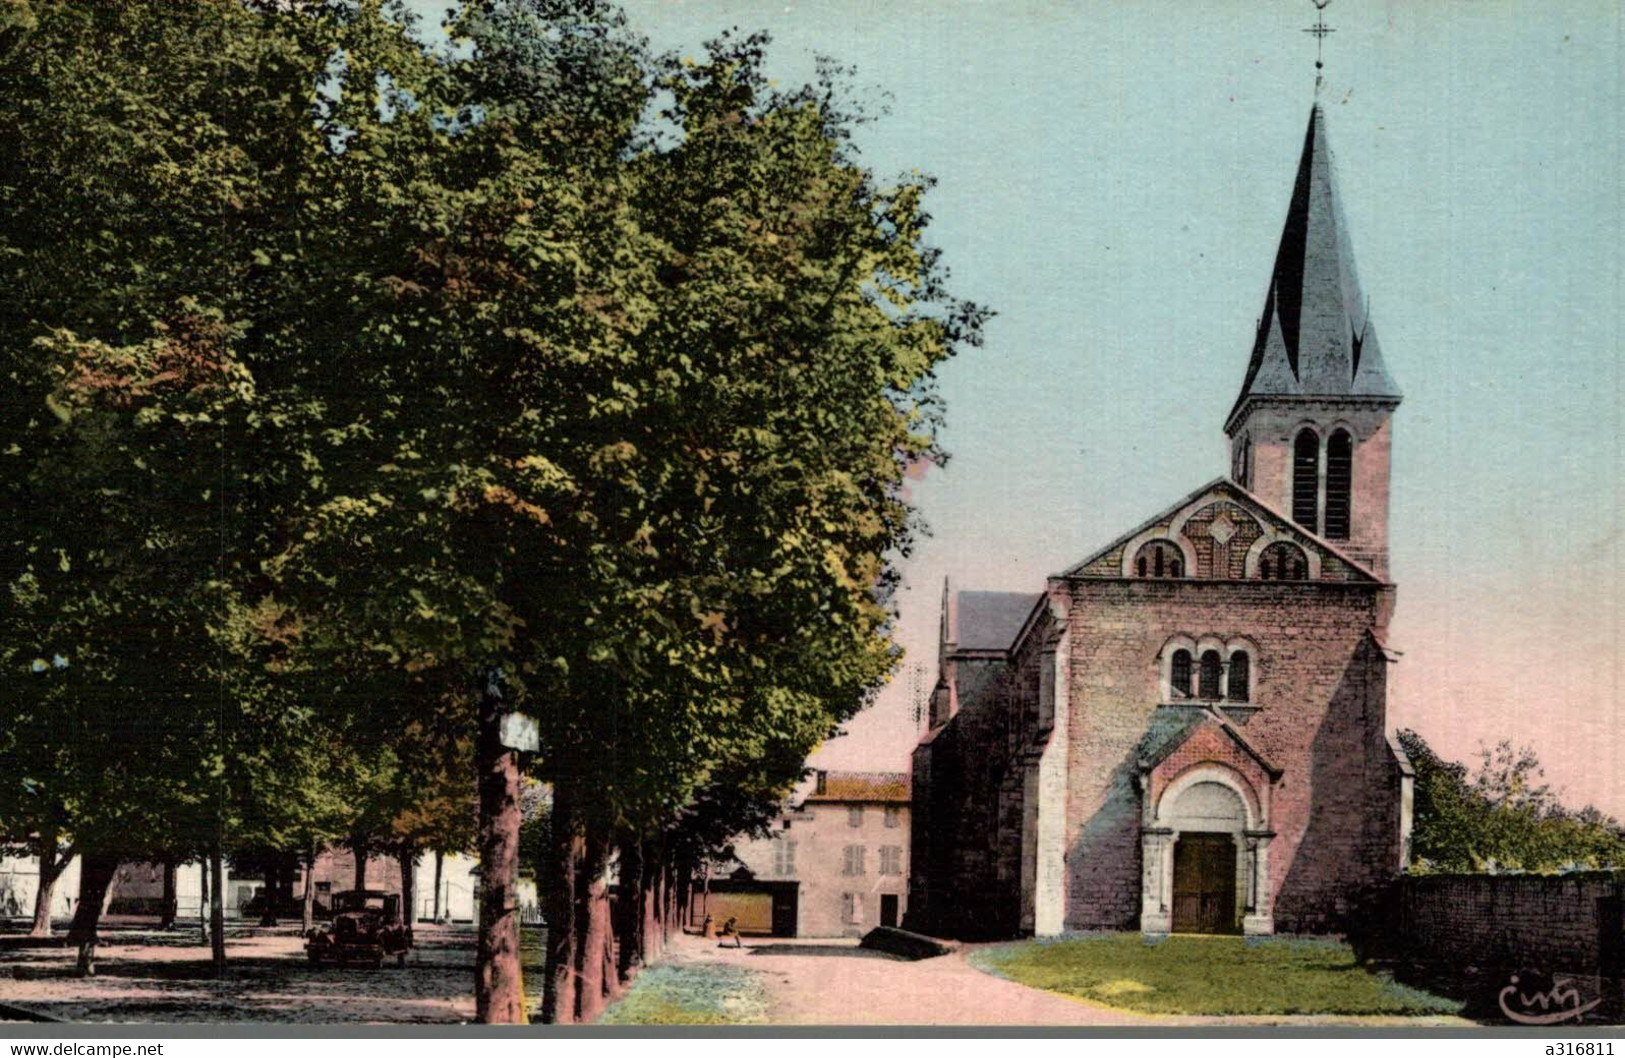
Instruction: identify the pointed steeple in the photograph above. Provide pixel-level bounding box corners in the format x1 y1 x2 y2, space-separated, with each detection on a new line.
1226 104 1400 434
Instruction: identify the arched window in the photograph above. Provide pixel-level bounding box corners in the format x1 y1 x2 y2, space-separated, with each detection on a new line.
1133 540 1185 580
1259 540 1308 580
1325 429 1353 540
1227 651 1251 702
1293 428 1320 531
1169 650 1193 699
1198 650 1223 700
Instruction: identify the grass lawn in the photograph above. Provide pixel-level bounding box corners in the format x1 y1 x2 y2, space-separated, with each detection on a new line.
518 929 767 1025
971 933 1462 1018
599 962 768 1025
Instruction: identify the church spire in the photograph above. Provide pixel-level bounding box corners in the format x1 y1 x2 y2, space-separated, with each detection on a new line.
1225 100 1401 435
1223 12 1402 576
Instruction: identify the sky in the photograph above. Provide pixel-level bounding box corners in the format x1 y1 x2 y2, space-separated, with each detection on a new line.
418 0 1624 817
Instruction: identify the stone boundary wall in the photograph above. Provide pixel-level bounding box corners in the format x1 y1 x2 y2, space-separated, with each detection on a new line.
1377 872 1624 1022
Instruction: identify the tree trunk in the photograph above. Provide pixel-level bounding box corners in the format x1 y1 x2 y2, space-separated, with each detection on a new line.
431 849 444 923
199 858 210 944
353 842 367 891
210 844 226 978
301 844 317 934
67 852 119 976
159 859 178 930
640 842 658 965
662 860 675 947
575 827 613 1023
474 671 525 1024
541 786 580 1025
615 836 643 983
259 861 279 927
397 847 417 945
29 833 70 938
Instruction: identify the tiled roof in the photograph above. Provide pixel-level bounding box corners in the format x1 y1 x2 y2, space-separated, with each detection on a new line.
954 590 1043 651
804 770 911 804
1228 104 1400 432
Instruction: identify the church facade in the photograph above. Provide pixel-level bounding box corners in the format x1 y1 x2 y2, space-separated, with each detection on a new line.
908 101 1414 939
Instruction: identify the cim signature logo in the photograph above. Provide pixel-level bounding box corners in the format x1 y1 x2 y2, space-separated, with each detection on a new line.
1498 973 1603 1025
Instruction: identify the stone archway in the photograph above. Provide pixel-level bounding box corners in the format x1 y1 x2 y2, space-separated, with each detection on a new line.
1140 764 1275 936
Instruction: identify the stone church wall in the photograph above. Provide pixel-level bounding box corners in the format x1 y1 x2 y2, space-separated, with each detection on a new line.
1062 578 1403 932
907 613 1054 939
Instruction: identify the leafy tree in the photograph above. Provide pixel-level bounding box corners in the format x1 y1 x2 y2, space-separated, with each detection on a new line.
2 0 981 1018
1397 730 1625 873
0 0 398 973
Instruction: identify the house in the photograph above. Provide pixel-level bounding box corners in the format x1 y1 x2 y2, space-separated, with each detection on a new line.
698 770 911 938
1 848 506 926
908 95 1412 940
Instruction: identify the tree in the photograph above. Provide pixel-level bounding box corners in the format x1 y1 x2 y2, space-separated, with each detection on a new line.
2 0 981 1016
1397 730 1625 873
0 0 395 974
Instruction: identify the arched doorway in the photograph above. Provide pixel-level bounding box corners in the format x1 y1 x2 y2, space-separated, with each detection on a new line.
1142 774 1261 935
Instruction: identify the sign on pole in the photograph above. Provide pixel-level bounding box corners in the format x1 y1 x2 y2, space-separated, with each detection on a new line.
498 711 539 753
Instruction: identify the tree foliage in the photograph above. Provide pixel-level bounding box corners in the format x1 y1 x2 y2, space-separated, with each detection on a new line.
1397 730 1625 873
0 0 982 1012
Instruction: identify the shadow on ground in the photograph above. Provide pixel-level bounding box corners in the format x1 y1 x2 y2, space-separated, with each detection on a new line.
745 944 900 960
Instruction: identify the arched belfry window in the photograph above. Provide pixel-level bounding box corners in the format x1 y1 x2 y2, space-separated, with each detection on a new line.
1170 650 1193 699
1227 651 1251 702
1258 541 1309 581
1133 540 1184 579
1325 429 1353 540
1232 436 1250 488
1293 429 1320 532
1198 650 1223 700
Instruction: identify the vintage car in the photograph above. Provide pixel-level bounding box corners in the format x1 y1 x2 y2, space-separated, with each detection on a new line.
304 890 411 968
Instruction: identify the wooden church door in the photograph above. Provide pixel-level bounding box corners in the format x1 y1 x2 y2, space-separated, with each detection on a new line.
1171 833 1238 934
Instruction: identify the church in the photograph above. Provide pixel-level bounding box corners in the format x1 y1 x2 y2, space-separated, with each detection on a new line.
908 95 1414 939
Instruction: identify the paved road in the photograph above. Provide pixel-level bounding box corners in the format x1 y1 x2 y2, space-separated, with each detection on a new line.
671 935 1149 1026
666 935 1474 1027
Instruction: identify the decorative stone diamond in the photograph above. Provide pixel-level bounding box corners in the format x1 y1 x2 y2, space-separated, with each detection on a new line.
1209 512 1238 546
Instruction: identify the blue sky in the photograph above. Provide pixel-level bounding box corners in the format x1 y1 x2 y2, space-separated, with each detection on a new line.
416 0 1624 816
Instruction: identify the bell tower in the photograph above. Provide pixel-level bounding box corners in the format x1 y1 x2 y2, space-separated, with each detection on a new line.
1225 99 1401 578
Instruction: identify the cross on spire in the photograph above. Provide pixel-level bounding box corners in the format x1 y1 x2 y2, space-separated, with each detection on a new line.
1304 0 1335 90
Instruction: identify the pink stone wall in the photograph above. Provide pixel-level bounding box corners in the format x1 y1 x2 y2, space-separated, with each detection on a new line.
1062 577 1405 932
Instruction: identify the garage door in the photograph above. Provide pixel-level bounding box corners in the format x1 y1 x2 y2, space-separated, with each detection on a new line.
703 892 774 935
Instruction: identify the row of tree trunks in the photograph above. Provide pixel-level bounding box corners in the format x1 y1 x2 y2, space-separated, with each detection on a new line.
535 799 694 1025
